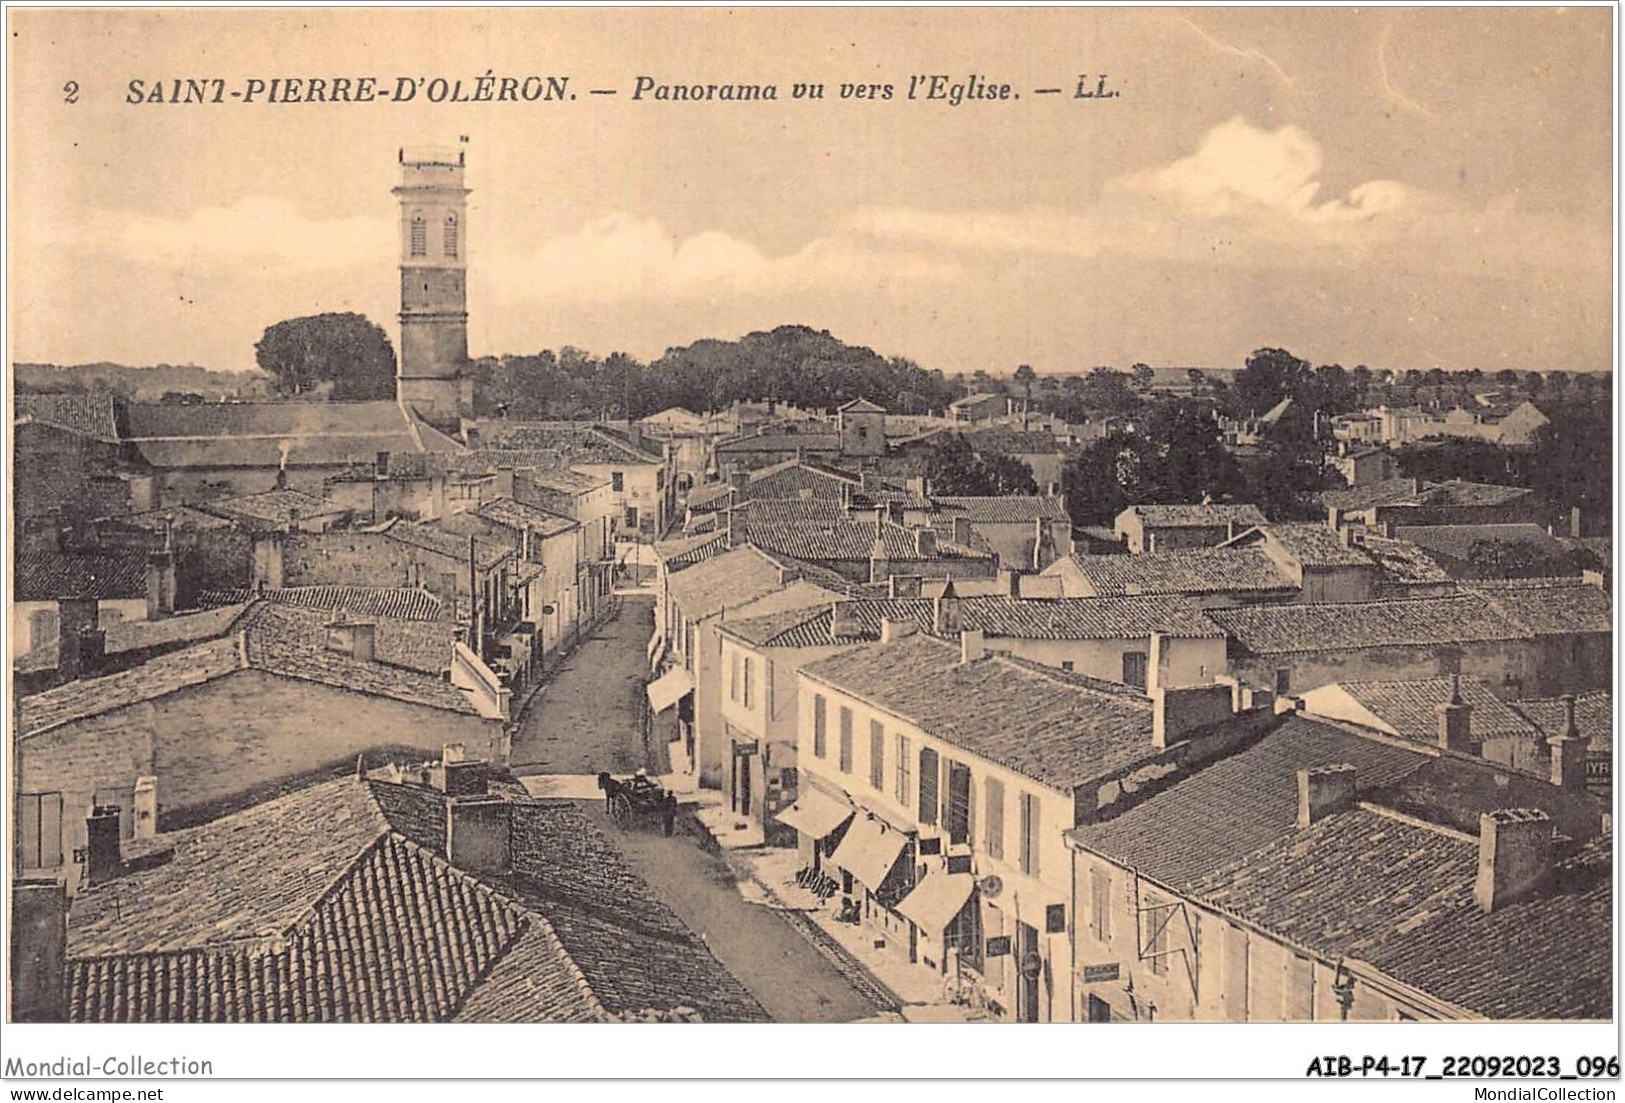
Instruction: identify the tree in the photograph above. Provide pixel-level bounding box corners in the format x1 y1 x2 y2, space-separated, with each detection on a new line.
1186 368 1205 397
1131 363 1155 394
1078 367 1142 418
926 433 1038 495
1529 398 1611 529
255 313 396 400
1013 364 1037 412
1229 348 1311 417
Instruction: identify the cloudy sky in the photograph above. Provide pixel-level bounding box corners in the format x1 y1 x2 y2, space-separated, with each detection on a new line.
7 7 1613 376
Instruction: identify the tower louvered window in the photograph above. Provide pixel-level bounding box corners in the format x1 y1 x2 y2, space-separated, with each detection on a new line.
444 214 459 258
410 215 427 257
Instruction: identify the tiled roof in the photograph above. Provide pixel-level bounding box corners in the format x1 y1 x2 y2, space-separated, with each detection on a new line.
1514 692 1612 751
652 530 729 568
14 550 148 601
1320 478 1533 512
722 605 842 648
1359 534 1453 585
801 633 1157 790
961 595 1220 640
198 585 447 622
1250 523 1375 568
740 498 848 527
665 546 790 620
381 519 514 571
473 423 663 464
1466 578 1612 636
1066 547 1296 597
742 519 988 563
1372 834 1611 1020
838 397 886 413
1071 716 1429 888
1320 478 1428 511
18 602 472 737
1418 479 1534 507
950 392 1004 409
65 780 601 1023
1206 594 1524 656
1393 523 1572 564
475 497 578 538
122 401 461 469
1333 677 1540 743
1124 503 1266 529
684 482 737 511
101 505 238 533
14 602 251 677
935 496 1070 524
964 429 1063 455
715 431 842 454
513 465 610 492
15 392 121 442
200 489 347 528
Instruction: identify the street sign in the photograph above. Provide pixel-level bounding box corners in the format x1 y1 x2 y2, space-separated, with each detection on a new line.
985 936 1012 957
1082 963 1121 984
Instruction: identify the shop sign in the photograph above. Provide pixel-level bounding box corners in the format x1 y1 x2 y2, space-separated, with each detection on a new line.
1082 963 1121 984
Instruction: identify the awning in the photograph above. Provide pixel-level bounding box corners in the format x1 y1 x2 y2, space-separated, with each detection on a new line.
645 667 695 712
774 789 854 839
830 815 909 890
646 630 665 663
897 872 976 934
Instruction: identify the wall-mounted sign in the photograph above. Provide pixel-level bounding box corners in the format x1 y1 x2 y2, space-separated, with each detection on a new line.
985 935 1012 957
1020 951 1044 980
1082 963 1121 984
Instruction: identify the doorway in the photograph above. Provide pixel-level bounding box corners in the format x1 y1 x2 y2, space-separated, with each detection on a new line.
1016 921 1041 1022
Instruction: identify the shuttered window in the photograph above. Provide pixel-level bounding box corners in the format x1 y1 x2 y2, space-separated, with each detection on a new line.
946 762 972 846
409 215 427 257
1089 867 1111 942
868 721 885 789
1018 792 1040 876
918 747 939 825
813 695 827 758
729 652 740 701
743 657 754 709
983 778 1004 859
444 213 459 258
1146 894 1170 976
838 707 853 773
895 735 911 804
18 792 64 870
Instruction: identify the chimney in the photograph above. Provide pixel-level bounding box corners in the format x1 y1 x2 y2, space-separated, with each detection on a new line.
445 795 512 876
274 466 288 491
872 505 885 534
906 476 926 499
1327 505 1343 530
55 597 97 680
880 617 917 644
376 451 391 477
889 574 922 599
1436 675 1474 754
325 616 377 662
133 776 158 840
85 805 123 885
725 508 746 549
730 469 750 491
1032 517 1053 571
78 626 107 675
1004 569 1021 598
869 528 890 584
9 878 68 1022
1296 764 1357 829
1546 694 1588 790
960 628 986 664
1337 526 1354 549
914 527 937 558
1473 809 1552 913
933 580 961 636
888 499 906 526
1226 519 1238 541
952 516 974 546
146 546 177 620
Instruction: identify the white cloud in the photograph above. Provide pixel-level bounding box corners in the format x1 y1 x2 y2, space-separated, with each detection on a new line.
485 214 962 305
844 206 1102 258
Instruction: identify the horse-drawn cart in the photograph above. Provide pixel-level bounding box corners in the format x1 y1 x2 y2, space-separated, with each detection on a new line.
596 771 678 835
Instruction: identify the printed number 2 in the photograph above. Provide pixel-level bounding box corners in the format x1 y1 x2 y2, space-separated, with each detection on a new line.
63 81 79 104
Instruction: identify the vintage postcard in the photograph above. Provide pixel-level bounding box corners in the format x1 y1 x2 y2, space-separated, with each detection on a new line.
3 3 1617 1089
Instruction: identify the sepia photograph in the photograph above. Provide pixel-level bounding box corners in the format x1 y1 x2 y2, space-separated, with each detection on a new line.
2 2 1618 1090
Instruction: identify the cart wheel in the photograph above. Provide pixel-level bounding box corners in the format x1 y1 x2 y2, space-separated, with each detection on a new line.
610 793 633 830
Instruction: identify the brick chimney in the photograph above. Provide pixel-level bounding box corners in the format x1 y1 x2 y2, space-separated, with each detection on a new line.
1546 694 1588 790
9 878 68 1022
1473 809 1552 913
146 544 178 620
445 795 512 876
932 579 961 636
56 597 98 681
1436 675 1474 754
880 617 917 644
960 628 985 664
85 805 123 886
1296 764 1357 828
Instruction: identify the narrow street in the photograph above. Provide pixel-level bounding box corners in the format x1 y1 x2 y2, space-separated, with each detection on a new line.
576 798 891 1023
512 591 891 1022
510 595 666 776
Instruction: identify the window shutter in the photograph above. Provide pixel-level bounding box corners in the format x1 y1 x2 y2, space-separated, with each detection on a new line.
869 721 885 789
984 778 1004 860
918 747 939 825
813 695 827 758
838 707 853 772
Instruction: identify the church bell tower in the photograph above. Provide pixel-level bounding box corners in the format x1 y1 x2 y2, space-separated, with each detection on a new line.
394 146 472 428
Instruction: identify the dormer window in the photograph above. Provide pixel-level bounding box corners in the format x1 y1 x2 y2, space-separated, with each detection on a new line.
444 214 458 258
410 214 427 257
